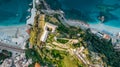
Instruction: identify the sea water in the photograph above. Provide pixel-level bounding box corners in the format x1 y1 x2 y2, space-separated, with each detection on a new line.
0 0 32 26
57 0 120 28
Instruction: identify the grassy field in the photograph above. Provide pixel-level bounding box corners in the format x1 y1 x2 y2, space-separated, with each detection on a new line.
57 39 69 44
62 56 78 67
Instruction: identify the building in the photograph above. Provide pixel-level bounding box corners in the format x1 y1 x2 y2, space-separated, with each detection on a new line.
90 28 98 34
35 0 40 5
26 29 31 35
40 30 49 42
119 32 120 37
103 34 110 40
1 59 12 67
96 32 103 38
117 32 120 38
40 22 57 42
45 22 57 33
14 53 32 67
35 63 41 67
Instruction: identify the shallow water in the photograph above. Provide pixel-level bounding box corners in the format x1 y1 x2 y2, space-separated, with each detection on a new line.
0 0 32 26
57 0 120 28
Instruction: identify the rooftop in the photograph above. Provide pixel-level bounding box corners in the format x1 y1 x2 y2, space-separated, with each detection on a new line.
35 63 41 67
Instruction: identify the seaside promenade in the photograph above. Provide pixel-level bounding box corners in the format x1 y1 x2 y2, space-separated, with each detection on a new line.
0 42 24 53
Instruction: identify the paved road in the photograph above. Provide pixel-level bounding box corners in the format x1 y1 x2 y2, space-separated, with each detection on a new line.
41 0 51 10
0 42 24 53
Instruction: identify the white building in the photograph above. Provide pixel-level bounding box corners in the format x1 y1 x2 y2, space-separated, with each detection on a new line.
45 23 57 33
40 23 57 42
118 32 120 37
90 29 98 34
35 0 40 5
1 59 12 67
40 30 49 42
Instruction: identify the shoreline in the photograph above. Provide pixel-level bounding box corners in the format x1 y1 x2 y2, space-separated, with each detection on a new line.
0 0 35 36
66 20 120 34
0 25 27 37
90 23 120 34
27 0 36 25
0 24 26 28
0 0 120 36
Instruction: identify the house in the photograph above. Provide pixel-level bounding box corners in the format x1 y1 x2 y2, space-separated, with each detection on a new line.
26 29 31 35
1 59 12 67
103 34 110 40
117 32 120 38
35 63 41 67
96 32 103 38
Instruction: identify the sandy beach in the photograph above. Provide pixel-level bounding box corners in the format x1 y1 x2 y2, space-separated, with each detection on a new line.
0 0 36 36
66 20 120 34
90 23 120 34
0 0 120 38
0 25 27 37
0 0 35 38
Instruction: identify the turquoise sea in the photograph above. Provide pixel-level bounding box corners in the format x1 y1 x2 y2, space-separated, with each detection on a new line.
0 0 120 28
0 0 32 26
46 0 120 28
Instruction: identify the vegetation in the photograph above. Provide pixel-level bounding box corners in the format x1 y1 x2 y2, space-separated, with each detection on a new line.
72 42 81 48
82 29 120 67
62 56 83 67
57 23 83 39
29 15 39 46
28 3 120 66
46 34 55 43
0 50 12 64
28 63 35 67
56 20 120 67
25 49 40 62
29 14 45 47
29 28 38 45
25 44 83 67
57 39 69 44
28 11 84 66
25 48 43 67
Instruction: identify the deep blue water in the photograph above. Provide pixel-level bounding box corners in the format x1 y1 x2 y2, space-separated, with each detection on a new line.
57 0 120 28
0 0 32 26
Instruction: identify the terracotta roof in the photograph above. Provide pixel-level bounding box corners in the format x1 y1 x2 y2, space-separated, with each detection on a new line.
103 34 110 40
26 29 30 35
35 63 41 67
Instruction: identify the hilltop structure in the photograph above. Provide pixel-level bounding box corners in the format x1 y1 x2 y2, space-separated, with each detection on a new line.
40 22 57 42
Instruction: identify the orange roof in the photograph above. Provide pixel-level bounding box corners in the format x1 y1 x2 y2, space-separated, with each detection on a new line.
26 29 30 35
35 63 41 67
103 34 110 40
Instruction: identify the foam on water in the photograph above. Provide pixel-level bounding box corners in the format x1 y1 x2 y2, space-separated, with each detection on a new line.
58 0 120 28
0 0 32 26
